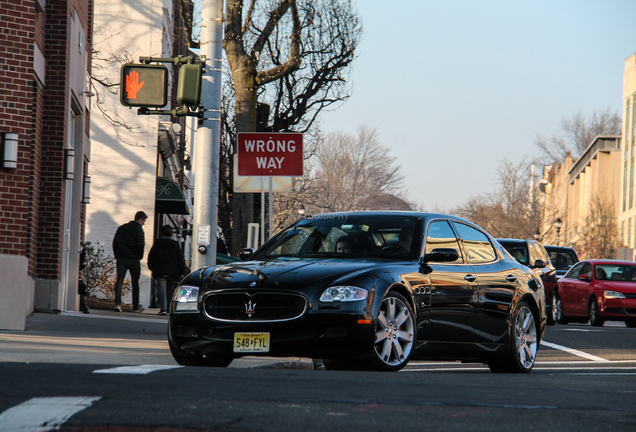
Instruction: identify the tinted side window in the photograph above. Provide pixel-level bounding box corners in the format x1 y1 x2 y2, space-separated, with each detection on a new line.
567 262 585 278
578 263 592 277
453 223 496 263
425 220 463 263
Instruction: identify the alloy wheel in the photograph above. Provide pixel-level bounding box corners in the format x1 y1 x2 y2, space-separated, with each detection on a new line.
514 305 537 370
373 293 415 370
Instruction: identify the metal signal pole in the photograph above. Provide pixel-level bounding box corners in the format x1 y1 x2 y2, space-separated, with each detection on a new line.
191 0 224 270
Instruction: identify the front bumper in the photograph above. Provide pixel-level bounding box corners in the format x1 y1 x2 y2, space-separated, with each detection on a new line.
168 309 375 360
601 297 636 318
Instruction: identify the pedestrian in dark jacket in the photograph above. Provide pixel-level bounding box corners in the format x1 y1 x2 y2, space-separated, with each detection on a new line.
147 224 185 315
112 211 148 312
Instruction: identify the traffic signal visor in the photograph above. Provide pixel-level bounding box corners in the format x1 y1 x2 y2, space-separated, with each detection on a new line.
120 64 168 108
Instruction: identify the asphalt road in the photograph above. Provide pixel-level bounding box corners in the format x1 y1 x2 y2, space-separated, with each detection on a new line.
0 311 635 431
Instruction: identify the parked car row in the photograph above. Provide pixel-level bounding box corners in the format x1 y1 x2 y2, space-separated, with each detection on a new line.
498 239 636 328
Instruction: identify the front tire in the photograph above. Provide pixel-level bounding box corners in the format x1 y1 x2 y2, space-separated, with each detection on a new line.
365 291 415 372
489 301 538 373
589 298 605 327
169 340 232 367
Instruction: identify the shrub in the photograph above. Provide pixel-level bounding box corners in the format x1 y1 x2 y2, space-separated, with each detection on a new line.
81 240 131 301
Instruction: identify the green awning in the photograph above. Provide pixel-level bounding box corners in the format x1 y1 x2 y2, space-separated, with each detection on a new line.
155 177 190 215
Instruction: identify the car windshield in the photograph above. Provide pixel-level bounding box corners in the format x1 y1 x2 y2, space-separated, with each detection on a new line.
594 264 636 282
547 250 577 271
253 214 422 261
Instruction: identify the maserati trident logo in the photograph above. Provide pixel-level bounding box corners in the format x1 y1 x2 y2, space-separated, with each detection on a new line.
245 300 257 318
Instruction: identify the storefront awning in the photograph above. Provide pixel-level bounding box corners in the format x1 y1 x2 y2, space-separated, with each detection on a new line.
155 177 190 215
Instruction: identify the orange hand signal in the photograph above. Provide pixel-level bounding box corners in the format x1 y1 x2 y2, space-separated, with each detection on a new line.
125 70 145 99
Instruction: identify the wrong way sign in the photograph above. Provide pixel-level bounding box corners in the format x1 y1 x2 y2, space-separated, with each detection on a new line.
237 132 303 176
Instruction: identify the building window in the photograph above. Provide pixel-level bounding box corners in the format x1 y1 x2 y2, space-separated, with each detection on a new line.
621 220 625 245
628 217 633 249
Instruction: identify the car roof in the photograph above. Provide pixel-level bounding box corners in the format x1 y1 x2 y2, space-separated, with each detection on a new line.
579 259 636 266
305 211 479 227
543 245 576 251
495 238 535 244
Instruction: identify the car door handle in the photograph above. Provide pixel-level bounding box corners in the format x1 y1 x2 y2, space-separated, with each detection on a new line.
506 275 517 283
464 274 477 282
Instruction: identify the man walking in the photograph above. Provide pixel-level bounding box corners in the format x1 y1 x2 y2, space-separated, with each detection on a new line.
147 224 186 315
112 211 148 312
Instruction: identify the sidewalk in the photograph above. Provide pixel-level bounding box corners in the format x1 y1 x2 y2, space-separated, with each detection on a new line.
0 308 313 369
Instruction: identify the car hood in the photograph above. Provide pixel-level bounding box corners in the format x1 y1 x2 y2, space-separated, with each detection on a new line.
202 257 390 292
596 280 636 293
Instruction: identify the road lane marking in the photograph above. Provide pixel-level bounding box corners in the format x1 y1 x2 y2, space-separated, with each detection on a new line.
93 365 182 374
0 396 100 432
540 341 609 362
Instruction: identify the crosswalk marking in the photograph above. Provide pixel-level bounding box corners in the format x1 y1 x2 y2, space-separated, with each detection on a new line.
92 364 182 374
540 341 610 362
0 396 100 432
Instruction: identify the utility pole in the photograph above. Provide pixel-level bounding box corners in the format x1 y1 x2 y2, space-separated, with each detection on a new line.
191 0 224 270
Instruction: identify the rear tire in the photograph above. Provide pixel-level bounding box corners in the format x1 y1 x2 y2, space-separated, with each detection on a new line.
547 292 561 325
589 298 605 327
625 319 636 328
488 301 538 373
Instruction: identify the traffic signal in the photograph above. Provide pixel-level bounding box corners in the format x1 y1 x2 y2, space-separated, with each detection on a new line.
177 63 203 106
120 63 168 107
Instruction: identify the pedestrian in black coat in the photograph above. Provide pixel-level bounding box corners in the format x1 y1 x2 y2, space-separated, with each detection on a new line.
112 211 147 312
147 224 186 315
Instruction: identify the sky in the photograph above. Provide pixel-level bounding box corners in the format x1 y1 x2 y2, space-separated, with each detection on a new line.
317 0 636 211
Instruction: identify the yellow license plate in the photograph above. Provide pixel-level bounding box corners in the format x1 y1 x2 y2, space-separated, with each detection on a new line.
233 333 270 353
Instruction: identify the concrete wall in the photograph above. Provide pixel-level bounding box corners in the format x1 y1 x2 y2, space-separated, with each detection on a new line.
0 255 33 330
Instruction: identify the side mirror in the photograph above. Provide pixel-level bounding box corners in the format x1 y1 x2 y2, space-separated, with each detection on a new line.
238 248 254 261
423 248 459 263
531 259 546 269
578 274 591 282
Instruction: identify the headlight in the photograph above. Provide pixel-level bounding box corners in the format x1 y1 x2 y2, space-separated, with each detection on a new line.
604 290 626 299
320 286 368 302
172 285 199 311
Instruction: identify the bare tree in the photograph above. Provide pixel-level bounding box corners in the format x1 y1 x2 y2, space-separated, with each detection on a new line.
454 157 544 239
268 126 408 232
536 108 622 163
578 197 622 259
308 126 405 212
218 0 360 253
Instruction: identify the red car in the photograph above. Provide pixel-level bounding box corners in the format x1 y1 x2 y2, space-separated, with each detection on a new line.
556 259 636 327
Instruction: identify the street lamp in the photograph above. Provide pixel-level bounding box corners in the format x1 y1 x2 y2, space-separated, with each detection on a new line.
534 229 540 240
555 218 563 246
298 203 306 217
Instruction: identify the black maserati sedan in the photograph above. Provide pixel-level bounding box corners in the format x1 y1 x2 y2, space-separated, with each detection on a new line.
168 212 546 373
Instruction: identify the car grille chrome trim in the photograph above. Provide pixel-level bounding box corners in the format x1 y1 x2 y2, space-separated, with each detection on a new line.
202 291 308 323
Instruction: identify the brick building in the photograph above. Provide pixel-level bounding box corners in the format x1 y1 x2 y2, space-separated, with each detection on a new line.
0 0 93 329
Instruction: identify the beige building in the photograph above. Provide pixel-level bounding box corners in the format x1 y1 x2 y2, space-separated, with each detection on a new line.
539 53 636 259
540 135 622 258
618 53 636 250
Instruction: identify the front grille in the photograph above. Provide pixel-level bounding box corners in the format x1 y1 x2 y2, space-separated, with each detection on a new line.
203 292 307 322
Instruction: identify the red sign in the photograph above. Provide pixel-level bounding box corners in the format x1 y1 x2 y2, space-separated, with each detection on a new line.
237 132 303 176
